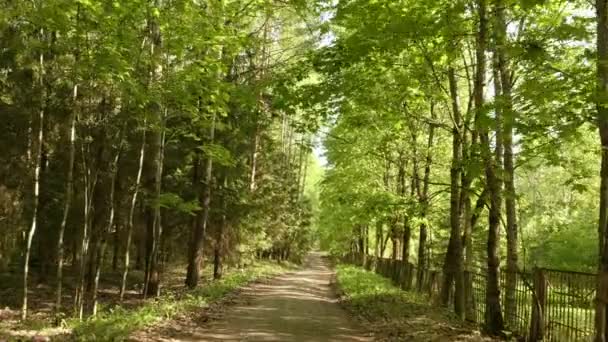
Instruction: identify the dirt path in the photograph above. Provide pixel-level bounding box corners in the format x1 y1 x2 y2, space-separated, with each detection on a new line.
143 253 373 341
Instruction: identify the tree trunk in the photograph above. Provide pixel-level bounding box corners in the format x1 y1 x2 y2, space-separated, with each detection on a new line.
398 161 411 264
417 102 436 292
22 43 45 320
143 112 164 298
596 1 608 340
249 124 260 192
441 66 465 319
92 145 122 315
119 126 145 302
56 84 77 314
375 219 383 262
494 0 518 326
75 146 96 320
391 233 398 261
185 112 216 288
214 177 228 280
476 0 504 334
142 4 164 298
112 225 120 271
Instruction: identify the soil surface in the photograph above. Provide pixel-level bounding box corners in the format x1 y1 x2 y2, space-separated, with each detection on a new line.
136 252 373 341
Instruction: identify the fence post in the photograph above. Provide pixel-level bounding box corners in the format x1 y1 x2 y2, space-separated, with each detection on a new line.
529 268 546 341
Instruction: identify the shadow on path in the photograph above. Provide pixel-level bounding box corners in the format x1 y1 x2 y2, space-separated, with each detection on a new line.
144 252 373 341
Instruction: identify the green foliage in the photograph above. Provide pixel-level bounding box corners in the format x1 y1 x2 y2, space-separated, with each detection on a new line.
313 0 599 275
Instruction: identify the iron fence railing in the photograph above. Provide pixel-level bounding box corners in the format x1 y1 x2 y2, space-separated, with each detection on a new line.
344 253 597 341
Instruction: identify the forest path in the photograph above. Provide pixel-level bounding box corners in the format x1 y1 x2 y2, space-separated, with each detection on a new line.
143 252 373 341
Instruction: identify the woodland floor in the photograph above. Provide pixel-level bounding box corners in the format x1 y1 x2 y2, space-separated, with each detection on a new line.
0 265 148 340
0 255 496 341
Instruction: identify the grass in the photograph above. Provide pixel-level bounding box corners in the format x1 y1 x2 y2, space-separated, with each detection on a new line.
336 264 493 341
69 261 291 341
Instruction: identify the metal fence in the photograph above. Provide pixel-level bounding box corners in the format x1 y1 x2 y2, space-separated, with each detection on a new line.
345 253 596 341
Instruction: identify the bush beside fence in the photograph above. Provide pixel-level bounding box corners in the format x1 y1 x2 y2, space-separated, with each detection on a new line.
344 253 596 341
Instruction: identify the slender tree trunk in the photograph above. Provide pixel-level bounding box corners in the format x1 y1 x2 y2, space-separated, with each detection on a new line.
112 226 120 271
250 124 260 192
391 226 398 261
494 0 518 326
75 145 96 320
249 16 269 192
398 160 411 265
459 90 475 322
462 191 474 321
214 178 227 280
375 220 382 262
22 43 45 320
300 140 309 198
55 84 77 314
143 111 165 298
596 1 608 340
185 112 216 288
381 231 389 258
119 126 145 302
92 144 122 315
213 176 228 279
441 66 465 319
476 0 504 333
142 3 164 297
417 103 436 291
86 142 108 295
364 225 369 256
401 221 410 260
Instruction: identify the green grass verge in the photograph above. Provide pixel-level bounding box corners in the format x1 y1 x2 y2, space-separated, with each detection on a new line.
336 264 490 341
71 261 290 341
336 264 430 321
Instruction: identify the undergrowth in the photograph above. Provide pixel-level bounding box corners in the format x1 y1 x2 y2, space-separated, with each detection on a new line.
70 261 290 341
336 264 493 341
